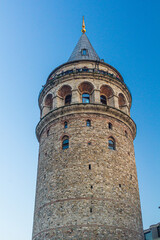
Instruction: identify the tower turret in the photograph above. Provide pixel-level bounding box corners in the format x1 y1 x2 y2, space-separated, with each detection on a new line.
32 19 144 240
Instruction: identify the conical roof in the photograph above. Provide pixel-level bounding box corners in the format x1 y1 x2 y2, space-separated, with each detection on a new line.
68 33 100 62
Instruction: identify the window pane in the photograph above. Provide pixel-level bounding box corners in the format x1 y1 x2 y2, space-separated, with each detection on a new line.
101 95 107 105
86 120 91 127
83 93 90 97
82 93 90 103
62 139 69 149
82 49 87 55
108 139 115 150
65 95 71 105
64 122 68 128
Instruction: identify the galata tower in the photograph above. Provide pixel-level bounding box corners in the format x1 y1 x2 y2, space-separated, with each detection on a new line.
32 18 144 240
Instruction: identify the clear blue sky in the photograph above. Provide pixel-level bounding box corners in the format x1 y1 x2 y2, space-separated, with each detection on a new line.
0 1 160 239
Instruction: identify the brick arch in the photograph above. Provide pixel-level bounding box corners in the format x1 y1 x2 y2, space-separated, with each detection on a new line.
118 93 126 107
58 85 72 98
100 85 114 98
44 93 53 107
108 136 116 142
60 133 71 141
78 81 94 94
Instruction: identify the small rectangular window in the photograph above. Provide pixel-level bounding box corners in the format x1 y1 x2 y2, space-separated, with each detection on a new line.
82 93 90 103
89 164 91 170
86 120 91 127
64 121 68 128
108 122 112 129
82 49 87 55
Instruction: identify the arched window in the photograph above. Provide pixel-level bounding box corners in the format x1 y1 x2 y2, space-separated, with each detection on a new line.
78 82 94 103
108 122 112 129
100 85 114 107
65 95 71 105
58 85 72 106
82 93 90 103
108 137 115 150
64 121 68 129
118 93 126 107
45 94 53 109
86 119 91 127
62 136 69 150
100 95 107 105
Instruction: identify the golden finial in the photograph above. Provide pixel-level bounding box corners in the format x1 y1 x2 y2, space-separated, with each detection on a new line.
81 16 86 33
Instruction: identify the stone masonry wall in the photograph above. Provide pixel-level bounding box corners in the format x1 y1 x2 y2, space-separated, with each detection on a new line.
32 112 144 240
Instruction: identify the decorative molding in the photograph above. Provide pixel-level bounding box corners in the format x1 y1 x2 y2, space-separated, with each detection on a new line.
36 103 136 141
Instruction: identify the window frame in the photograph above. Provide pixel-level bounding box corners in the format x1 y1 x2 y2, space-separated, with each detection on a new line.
81 48 87 56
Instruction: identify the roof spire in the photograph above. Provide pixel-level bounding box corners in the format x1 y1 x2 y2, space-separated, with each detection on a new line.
81 16 86 34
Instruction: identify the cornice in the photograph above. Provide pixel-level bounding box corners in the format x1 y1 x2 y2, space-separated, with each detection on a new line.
36 104 136 141
46 60 124 82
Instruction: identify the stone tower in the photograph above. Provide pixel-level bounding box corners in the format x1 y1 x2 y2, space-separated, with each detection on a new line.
32 19 144 240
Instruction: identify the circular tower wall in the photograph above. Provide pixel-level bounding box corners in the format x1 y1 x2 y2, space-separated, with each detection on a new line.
32 60 144 240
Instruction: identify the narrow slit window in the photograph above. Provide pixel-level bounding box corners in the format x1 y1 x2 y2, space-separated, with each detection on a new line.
62 137 69 150
125 130 128 137
108 122 112 129
90 207 92 213
64 121 68 129
108 137 115 150
89 164 91 170
86 120 91 127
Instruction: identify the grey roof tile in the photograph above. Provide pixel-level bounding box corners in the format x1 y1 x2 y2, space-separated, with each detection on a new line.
68 33 100 62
